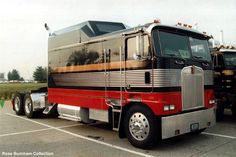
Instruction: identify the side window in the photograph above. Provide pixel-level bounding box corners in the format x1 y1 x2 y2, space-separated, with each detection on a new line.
212 54 217 67
213 54 224 68
126 35 150 60
143 35 150 57
127 37 136 60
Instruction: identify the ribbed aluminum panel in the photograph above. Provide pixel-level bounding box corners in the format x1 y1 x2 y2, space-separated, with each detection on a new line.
181 66 204 111
52 69 213 88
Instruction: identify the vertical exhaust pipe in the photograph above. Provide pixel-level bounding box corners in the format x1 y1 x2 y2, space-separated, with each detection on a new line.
220 30 224 46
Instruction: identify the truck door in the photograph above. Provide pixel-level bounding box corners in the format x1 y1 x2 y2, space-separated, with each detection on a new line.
125 34 153 92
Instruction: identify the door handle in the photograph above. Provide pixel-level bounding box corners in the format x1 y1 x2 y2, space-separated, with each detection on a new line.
175 60 184 65
145 72 151 84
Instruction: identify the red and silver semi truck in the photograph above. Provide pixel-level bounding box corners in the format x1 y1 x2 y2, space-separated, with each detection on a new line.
12 20 216 148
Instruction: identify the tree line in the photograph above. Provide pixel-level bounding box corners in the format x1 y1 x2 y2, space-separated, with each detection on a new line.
7 66 47 83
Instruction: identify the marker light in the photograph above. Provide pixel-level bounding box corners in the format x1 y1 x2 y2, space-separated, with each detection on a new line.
154 19 161 24
176 22 192 29
177 22 182 26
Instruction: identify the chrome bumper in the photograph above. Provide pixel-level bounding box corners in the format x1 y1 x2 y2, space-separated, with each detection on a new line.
161 107 216 139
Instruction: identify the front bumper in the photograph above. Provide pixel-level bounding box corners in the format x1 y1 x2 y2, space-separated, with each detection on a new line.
161 107 216 139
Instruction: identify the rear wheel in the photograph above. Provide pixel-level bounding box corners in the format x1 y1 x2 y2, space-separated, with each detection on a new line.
13 93 25 115
24 94 36 118
124 105 158 149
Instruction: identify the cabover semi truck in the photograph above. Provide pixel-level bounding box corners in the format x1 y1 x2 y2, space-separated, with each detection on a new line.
12 20 216 148
211 47 236 120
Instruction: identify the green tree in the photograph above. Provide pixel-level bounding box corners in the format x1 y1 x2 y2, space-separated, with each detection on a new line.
7 71 12 80
33 66 47 82
8 69 21 81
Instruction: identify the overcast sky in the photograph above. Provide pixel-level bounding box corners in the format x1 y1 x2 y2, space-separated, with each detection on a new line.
0 0 235 80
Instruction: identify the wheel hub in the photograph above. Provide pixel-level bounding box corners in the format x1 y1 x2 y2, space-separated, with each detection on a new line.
14 97 20 111
129 112 150 141
24 98 31 114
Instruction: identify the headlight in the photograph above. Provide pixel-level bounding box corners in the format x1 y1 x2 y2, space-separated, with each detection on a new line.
209 99 215 105
163 104 175 111
164 105 170 111
169 105 175 110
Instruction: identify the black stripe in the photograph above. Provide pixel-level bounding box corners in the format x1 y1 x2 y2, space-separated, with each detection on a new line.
49 85 182 92
49 85 214 92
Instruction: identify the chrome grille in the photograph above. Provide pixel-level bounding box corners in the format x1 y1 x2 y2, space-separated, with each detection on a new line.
181 66 204 111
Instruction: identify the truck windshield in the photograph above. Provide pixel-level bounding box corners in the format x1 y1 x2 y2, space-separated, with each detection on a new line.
224 52 236 67
153 30 211 61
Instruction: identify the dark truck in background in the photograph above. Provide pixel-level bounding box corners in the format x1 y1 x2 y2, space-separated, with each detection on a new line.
211 47 236 120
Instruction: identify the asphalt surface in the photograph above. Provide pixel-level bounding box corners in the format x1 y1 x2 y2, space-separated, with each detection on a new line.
0 101 236 157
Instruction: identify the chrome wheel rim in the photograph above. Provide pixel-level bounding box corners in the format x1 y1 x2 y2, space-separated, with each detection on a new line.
14 97 20 111
24 98 32 114
129 112 150 141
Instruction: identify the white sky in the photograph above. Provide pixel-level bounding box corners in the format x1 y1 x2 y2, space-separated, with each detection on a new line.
0 0 235 79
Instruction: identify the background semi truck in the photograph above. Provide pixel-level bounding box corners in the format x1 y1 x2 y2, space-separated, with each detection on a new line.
12 20 216 148
211 46 236 120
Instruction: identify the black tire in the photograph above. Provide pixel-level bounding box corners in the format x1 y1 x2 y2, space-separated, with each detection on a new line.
216 102 224 121
124 105 158 149
23 94 36 118
232 110 236 119
13 93 25 115
231 96 236 120
231 104 236 120
191 128 206 135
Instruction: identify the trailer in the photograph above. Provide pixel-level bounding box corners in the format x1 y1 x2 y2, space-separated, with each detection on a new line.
12 20 216 148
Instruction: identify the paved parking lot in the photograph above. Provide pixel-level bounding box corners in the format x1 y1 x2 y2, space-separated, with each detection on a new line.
1 101 236 157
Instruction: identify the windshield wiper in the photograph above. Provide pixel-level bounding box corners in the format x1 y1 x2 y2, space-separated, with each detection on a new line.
193 55 210 65
193 55 203 59
165 53 178 57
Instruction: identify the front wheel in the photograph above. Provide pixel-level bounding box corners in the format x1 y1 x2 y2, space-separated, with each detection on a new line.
191 128 206 135
231 103 236 120
216 102 224 121
124 105 159 149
